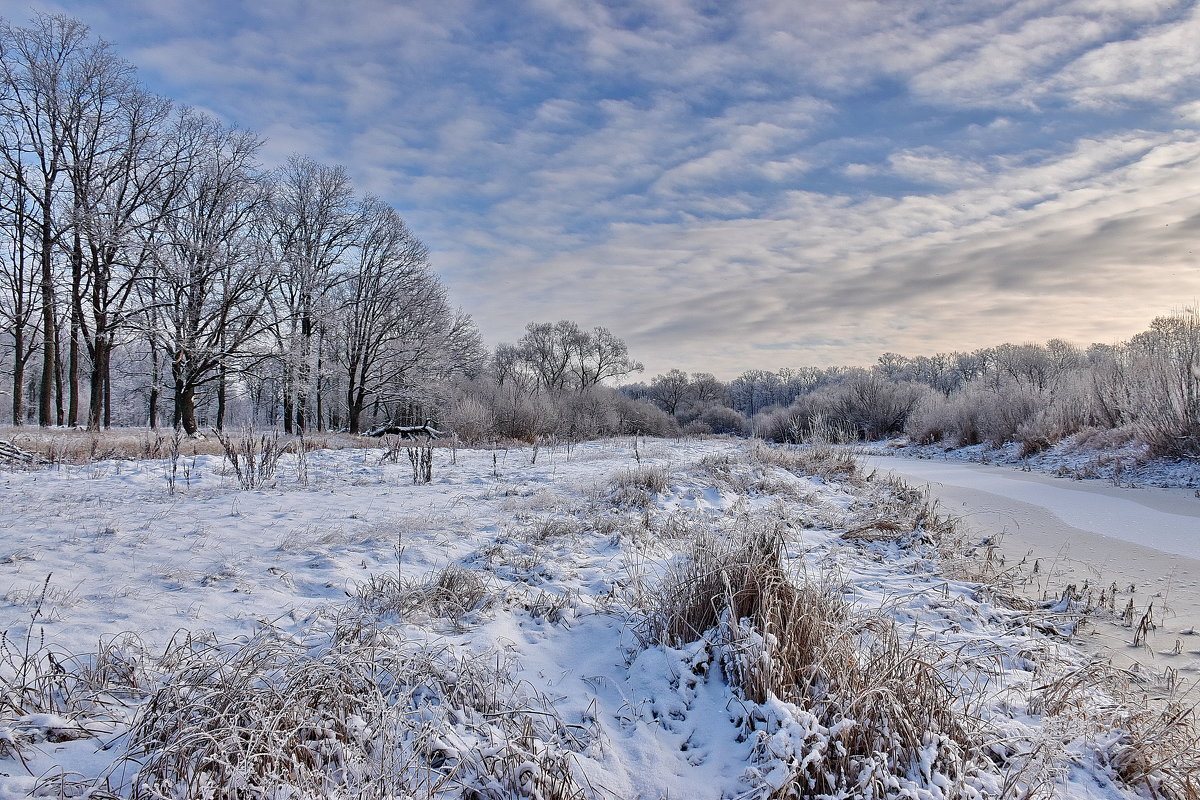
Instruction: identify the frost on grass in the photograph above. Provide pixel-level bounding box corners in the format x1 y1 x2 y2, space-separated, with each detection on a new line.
108 620 590 799
0 438 1197 799
645 516 987 798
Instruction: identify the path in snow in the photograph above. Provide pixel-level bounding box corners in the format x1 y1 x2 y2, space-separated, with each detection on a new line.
863 454 1200 680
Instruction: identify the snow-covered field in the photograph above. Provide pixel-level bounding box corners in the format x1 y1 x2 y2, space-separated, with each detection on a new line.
0 437 1196 798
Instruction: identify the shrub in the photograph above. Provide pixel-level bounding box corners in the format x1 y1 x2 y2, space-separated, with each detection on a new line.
441 394 496 443
697 404 749 435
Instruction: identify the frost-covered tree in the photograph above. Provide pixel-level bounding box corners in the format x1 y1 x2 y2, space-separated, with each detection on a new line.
0 170 38 423
333 197 482 433
0 13 110 425
265 155 359 433
140 116 270 434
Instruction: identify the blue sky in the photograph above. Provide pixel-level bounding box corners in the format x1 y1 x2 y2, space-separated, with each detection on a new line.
4 0 1199 377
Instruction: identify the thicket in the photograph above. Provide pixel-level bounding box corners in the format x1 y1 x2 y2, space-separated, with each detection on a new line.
624 308 1200 459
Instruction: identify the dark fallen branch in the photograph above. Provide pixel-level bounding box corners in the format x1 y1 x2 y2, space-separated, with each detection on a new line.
365 423 443 440
0 439 38 464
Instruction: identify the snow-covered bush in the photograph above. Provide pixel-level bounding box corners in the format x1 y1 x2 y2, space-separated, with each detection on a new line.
440 393 496 444
696 404 749 435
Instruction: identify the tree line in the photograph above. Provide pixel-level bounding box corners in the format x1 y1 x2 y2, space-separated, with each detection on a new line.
0 13 482 435
617 308 1200 460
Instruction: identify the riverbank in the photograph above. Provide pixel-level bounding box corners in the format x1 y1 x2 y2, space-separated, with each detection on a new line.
864 453 1200 688
864 435 1200 490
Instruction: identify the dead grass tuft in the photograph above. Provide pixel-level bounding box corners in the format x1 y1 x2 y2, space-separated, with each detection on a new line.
355 565 492 627
750 440 863 486
647 518 984 797
111 620 588 799
608 465 670 507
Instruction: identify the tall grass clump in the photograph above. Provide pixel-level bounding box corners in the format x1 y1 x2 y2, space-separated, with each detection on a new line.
1030 660 1200 800
111 621 589 799
213 425 286 489
648 520 983 797
608 464 670 507
354 564 491 627
749 439 862 485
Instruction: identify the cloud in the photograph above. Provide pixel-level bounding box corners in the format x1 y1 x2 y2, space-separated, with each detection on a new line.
1 0 1198 378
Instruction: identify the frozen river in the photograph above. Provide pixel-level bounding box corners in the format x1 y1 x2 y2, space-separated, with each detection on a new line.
862 454 1200 675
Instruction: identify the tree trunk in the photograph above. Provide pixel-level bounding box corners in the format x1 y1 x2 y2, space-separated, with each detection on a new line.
53 320 65 426
216 361 227 431
68 232 83 427
148 338 159 429
38 201 54 427
11 327 24 425
347 385 363 435
282 391 294 435
103 348 112 428
173 371 199 436
88 335 107 430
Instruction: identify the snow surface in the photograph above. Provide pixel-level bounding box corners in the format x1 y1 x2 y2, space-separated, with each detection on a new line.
865 452 1200 678
0 438 1191 798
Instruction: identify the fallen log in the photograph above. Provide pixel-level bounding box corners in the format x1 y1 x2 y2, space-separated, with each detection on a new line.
365 423 443 440
0 439 38 464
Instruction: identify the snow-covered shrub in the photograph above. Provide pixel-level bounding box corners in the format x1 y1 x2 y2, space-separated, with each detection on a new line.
752 404 810 443
440 394 496 443
697 404 749 435
558 386 621 440
905 378 1043 448
1125 308 1200 458
822 371 932 440
975 379 1045 447
612 394 680 437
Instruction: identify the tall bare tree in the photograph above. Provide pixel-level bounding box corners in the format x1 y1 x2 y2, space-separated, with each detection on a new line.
140 114 270 434
333 197 483 432
0 13 108 425
0 169 38 422
69 85 177 429
265 155 359 433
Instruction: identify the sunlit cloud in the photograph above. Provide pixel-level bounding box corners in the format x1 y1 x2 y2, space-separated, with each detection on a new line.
1 0 1197 378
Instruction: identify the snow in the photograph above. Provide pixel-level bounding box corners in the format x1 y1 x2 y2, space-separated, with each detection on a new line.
0 437 1192 798
864 452 1200 683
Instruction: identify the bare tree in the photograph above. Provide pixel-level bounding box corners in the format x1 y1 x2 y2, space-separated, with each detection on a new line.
140 115 270 435
648 368 690 415
569 324 643 389
0 170 39 423
333 197 476 433
509 320 641 395
265 155 359 433
69 85 178 429
0 13 108 425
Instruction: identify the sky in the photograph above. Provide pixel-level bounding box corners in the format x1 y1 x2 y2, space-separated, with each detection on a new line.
2 0 1199 378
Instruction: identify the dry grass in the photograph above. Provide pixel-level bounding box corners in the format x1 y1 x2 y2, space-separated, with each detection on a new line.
608 465 670 508
354 564 493 627
109 619 588 800
749 440 863 486
0 425 376 465
647 519 983 797
1030 659 1200 800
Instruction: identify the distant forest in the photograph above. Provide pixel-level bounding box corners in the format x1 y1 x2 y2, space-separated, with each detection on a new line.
448 308 1199 461
2 15 1197 461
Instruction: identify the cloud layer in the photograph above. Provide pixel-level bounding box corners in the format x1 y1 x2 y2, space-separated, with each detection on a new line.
5 0 1199 376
